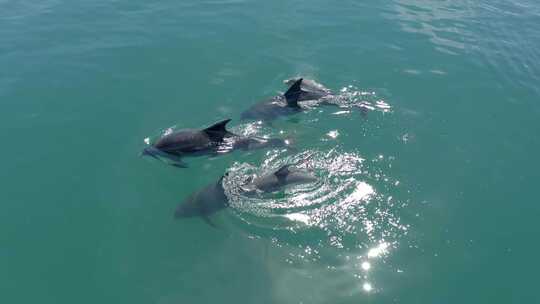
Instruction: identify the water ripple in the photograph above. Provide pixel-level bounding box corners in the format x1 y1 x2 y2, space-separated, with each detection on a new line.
223 148 409 252
389 0 475 55
389 0 540 95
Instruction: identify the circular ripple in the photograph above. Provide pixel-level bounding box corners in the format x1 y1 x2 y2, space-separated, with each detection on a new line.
222 148 408 251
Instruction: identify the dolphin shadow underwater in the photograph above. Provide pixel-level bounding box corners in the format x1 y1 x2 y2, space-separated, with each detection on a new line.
142 118 289 168
174 163 317 227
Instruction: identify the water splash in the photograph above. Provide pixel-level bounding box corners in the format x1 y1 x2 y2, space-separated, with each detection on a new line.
329 85 392 114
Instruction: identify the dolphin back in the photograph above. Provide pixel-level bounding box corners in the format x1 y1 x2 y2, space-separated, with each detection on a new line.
154 130 212 153
250 165 317 192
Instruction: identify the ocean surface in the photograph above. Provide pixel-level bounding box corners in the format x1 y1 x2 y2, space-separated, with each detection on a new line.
2 1 539 303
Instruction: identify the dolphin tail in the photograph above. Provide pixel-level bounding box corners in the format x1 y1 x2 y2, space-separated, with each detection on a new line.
284 78 303 108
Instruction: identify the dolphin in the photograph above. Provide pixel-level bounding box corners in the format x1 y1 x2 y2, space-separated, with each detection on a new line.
142 119 289 167
285 77 370 117
174 174 229 227
283 77 333 102
240 78 304 122
243 163 317 193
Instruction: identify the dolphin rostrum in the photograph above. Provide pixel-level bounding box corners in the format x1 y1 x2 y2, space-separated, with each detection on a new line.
174 174 229 227
240 78 304 122
243 163 317 193
142 119 289 167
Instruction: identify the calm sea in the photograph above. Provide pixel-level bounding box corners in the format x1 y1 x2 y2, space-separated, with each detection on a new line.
1 0 539 303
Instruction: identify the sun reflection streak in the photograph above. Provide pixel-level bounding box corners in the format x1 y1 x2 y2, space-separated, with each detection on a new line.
367 242 390 258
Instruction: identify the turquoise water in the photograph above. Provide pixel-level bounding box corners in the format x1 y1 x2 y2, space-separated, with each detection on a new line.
2 0 540 303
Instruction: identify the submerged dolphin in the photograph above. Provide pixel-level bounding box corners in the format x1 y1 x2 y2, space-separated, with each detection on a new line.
240 78 304 122
243 163 317 193
174 175 229 227
142 119 288 167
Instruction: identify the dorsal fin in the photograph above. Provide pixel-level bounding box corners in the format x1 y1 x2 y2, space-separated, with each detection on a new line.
203 118 231 133
284 78 303 108
217 172 228 185
203 119 232 141
274 164 292 181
